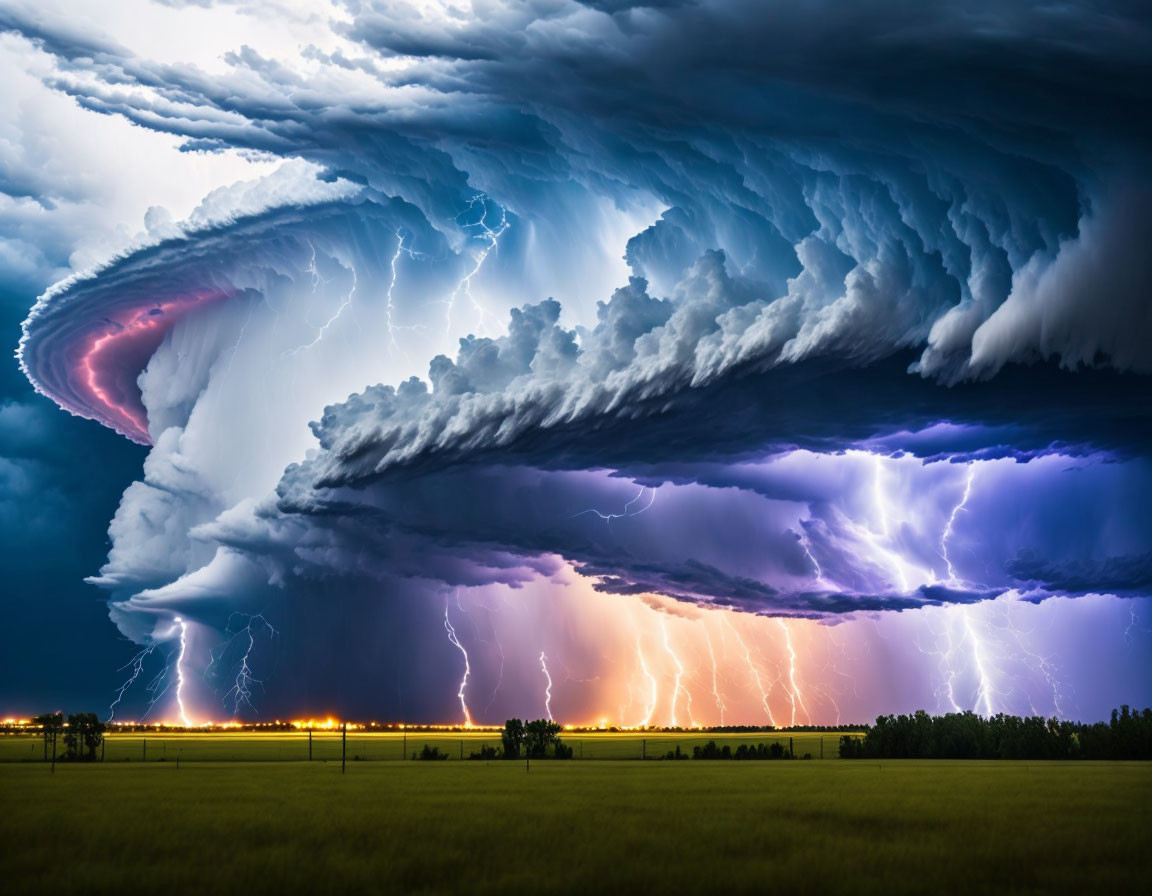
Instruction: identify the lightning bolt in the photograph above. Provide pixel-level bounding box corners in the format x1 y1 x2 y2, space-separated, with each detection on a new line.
218 614 278 717
484 633 505 719
173 616 191 727
798 519 834 590
777 619 810 726
941 464 976 583
444 600 474 727
282 255 358 356
720 613 775 726
108 644 154 721
444 194 508 335
962 608 997 716
660 616 694 727
703 627 726 726
636 645 658 727
999 607 1065 717
539 651 554 721
573 485 656 523
384 228 427 352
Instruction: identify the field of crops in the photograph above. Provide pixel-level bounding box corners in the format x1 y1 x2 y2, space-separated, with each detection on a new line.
0 729 849 762
3 760 1149 895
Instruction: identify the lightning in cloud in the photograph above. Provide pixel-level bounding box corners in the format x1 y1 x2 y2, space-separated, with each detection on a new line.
384 228 427 352
444 194 508 335
941 464 976 583
797 519 834 590
282 255 358 356
573 485 656 524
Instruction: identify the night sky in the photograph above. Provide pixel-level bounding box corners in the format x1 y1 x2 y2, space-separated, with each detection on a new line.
2 0 1150 725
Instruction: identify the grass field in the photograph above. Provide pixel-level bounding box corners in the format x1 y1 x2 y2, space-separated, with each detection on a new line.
0 729 848 762
3 760 1149 895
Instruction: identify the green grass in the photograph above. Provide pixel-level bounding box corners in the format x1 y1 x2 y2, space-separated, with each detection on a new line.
0 730 848 762
2 761 1148 895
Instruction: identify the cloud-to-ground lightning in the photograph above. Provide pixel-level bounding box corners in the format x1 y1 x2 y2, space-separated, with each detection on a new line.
444 601 474 726
635 645 658 727
704 627 726 726
720 614 775 726
539 651 554 721
660 616 694 727
777 619 809 726
173 617 191 727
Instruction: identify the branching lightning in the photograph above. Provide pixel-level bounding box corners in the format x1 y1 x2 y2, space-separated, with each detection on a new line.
777 619 809 726
636 645 658 727
444 194 508 335
108 644 155 721
941 465 976 584
283 253 358 356
218 614 278 716
703 627 726 726
720 613 775 726
573 485 656 524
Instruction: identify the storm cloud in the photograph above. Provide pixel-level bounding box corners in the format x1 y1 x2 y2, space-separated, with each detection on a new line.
6 1 1151 723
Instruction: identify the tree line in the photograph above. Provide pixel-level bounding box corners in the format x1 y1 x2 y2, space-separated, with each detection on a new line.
839 706 1152 760
30 712 106 762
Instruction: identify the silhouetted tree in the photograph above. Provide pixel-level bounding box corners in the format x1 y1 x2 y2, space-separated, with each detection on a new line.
525 719 562 758
32 712 63 761
63 713 105 761
501 719 526 759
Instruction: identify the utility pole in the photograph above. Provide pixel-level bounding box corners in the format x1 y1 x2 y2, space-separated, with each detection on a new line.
789 736 793 758
460 740 463 761
642 738 646 761
101 735 105 763
820 736 824 760
342 722 347 774
308 729 312 762
50 730 56 775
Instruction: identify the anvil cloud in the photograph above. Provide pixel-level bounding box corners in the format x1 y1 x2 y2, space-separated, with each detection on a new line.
5 0 1151 724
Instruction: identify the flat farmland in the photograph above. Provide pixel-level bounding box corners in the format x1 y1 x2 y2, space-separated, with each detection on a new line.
2 760 1148 895
0 729 849 762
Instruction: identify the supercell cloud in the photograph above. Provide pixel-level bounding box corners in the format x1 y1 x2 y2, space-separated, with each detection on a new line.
6 0 1152 724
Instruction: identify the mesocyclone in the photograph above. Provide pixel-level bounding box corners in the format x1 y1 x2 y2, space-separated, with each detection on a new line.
9 0 1152 725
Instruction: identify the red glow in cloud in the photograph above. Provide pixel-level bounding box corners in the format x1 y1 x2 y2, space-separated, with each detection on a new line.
75 290 232 444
